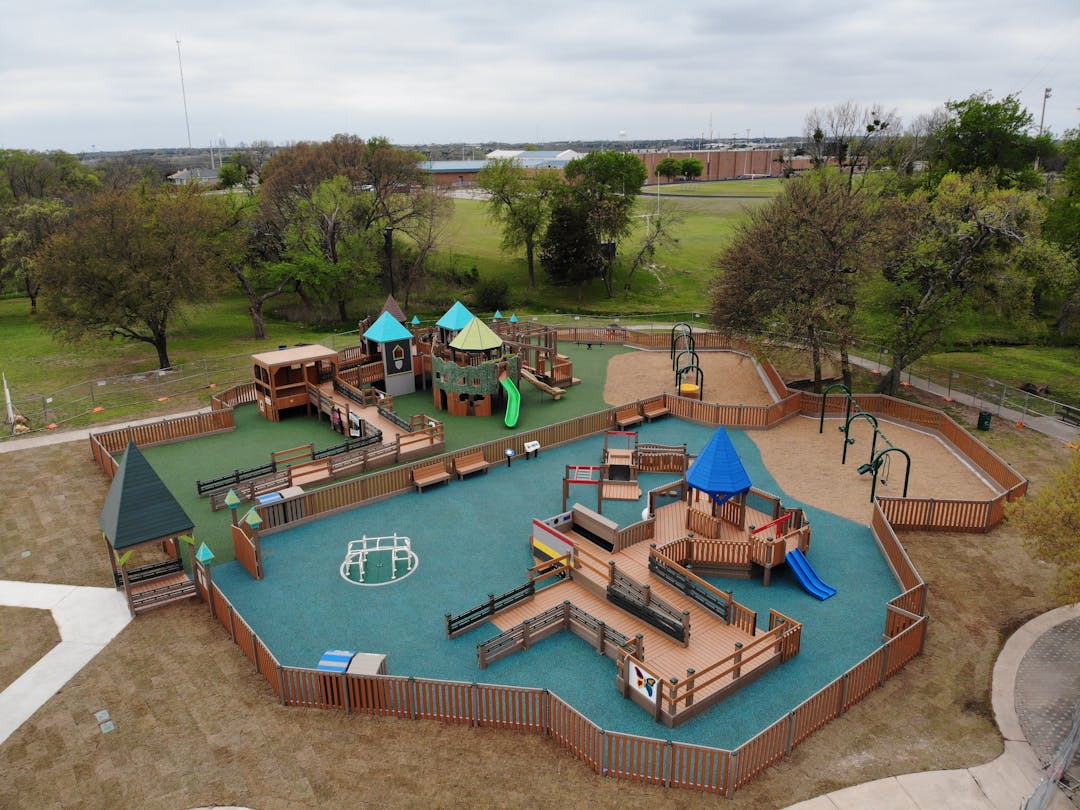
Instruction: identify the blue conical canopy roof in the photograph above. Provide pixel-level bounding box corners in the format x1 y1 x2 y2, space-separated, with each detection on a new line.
436 301 474 331
364 311 412 343
686 427 751 505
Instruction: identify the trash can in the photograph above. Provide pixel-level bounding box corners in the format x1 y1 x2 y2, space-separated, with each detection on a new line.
977 411 992 431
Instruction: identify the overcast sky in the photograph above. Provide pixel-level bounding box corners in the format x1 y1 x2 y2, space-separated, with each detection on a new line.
2 0 1078 153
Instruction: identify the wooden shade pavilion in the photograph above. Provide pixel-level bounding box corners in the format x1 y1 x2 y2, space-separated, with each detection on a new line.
99 442 197 615
252 344 338 422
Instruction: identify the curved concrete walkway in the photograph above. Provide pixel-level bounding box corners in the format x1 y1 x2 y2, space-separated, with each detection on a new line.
0 581 132 745
787 604 1080 810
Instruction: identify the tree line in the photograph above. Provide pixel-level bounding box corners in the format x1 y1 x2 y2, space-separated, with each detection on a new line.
709 93 1080 396
1 92 1077 386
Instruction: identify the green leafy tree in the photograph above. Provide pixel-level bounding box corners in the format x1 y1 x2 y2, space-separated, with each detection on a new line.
1007 454 1080 600
260 135 445 311
655 157 682 183
539 192 606 302
38 184 236 369
680 158 704 180
562 151 648 297
1 198 70 313
711 169 883 391
928 93 1043 188
1043 131 1080 335
476 158 563 289
870 173 1072 394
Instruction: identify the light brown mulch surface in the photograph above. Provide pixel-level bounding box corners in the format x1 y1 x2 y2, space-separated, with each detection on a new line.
0 607 60 693
604 350 775 406
748 415 999 524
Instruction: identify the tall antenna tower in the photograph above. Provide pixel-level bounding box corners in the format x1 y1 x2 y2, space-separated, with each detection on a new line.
175 35 192 148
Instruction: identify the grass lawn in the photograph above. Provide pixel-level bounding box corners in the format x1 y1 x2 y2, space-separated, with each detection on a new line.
646 177 786 197
0 607 60 693
920 345 1080 407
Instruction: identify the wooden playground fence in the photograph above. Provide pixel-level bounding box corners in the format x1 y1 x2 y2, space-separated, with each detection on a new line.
89 409 237 479
205 571 926 797
185 345 1024 796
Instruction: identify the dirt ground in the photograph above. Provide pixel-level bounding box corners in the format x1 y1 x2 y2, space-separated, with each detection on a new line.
0 347 1072 809
0 607 59 693
604 350 776 406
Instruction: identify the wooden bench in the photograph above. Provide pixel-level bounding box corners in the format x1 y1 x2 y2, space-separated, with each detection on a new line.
615 405 644 430
290 458 331 487
1058 405 1080 427
642 399 670 422
412 461 451 492
453 450 490 480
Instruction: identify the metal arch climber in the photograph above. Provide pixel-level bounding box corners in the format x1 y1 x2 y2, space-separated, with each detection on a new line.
841 411 879 466
858 446 912 502
672 333 696 369
674 349 699 375
676 364 703 396
818 382 853 434
670 322 693 361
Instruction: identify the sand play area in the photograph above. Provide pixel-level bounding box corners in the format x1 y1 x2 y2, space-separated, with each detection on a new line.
604 349 1001 525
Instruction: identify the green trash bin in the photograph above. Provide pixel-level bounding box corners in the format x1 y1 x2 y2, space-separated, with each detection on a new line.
977 410 992 431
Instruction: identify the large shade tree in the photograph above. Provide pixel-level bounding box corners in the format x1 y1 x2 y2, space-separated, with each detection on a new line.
259 135 445 315
476 158 562 289
560 151 648 297
38 184 237 369
869 173 1073 394
711 170 883 390
927 92 1048 189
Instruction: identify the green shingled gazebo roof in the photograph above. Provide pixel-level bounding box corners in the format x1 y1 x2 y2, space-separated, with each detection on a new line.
99 442 194 550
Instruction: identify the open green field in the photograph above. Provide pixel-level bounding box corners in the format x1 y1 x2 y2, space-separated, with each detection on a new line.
440 192 769 315
646 178 785 197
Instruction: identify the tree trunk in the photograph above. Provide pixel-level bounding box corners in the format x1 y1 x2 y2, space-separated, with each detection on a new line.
525 241 536 289
153 334 171 370
876 367 900 396
840 344 853 389
337 298 349 323
293 280 315 310
808 325 823 393
23 277 38 314
249 303 267 340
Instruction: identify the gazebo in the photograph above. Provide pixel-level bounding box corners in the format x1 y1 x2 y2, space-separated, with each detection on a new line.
686 426 752 524
99 442 197 615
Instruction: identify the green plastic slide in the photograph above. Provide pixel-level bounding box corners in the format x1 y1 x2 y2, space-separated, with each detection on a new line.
501 375 520 428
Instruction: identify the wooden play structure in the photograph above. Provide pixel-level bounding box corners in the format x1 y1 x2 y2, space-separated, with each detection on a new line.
252 344 338 422
561 431 689 512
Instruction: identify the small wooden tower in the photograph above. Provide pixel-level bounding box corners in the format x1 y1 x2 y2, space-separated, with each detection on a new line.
363 311 416 396
251 344 338 421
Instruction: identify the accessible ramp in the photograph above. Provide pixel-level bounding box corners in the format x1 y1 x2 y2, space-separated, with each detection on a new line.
500 374 520 428
786 547 837 601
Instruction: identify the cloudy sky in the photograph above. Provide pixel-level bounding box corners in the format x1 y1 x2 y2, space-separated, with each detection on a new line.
2 0 1078 152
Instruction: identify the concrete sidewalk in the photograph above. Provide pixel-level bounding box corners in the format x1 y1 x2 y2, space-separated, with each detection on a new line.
845 354 1079 446
787 605 1080 810
0 581 132 745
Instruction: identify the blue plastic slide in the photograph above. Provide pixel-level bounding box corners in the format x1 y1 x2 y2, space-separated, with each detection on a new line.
500 374 521 428
786 548 837 600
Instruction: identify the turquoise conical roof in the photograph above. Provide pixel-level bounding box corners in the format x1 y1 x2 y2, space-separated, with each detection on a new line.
364 311 412 343
436 301 474 331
